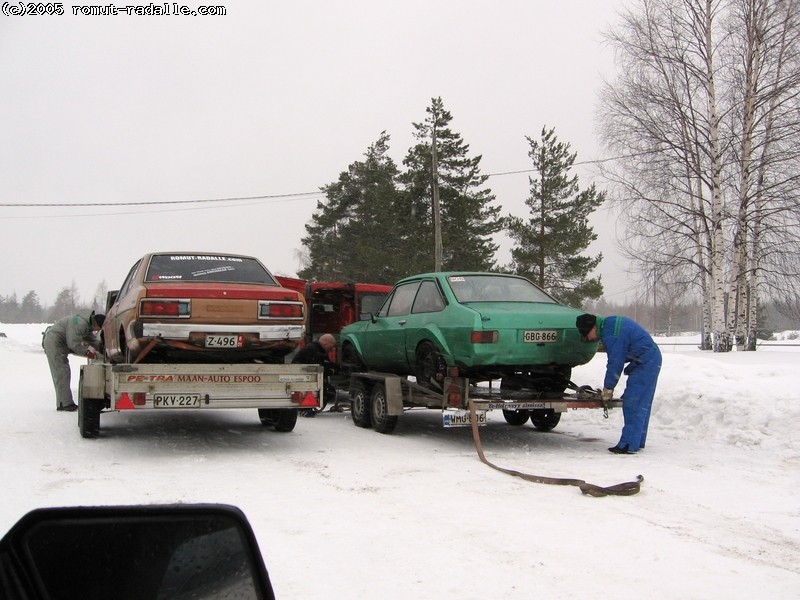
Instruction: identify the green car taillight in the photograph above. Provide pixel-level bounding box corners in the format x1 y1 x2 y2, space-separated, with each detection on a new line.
470 330 498 343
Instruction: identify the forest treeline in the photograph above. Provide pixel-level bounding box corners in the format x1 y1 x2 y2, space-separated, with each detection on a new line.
0 283 105 325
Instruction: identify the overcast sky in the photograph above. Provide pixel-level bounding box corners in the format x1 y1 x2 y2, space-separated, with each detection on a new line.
0 0 635 308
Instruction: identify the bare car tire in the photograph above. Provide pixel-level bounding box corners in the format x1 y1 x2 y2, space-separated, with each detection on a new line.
502 409 530 426
350 381 372 428
370 383 398 434
529 409 561 431
340 343 366 377
415 341 447 391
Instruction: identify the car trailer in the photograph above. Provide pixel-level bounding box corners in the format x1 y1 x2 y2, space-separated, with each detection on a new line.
343 372 622 435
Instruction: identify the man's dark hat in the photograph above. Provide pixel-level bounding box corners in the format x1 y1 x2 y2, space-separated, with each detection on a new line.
576 314 596 337
92 313 105 328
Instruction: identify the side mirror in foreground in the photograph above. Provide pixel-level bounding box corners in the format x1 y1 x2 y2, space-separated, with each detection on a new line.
0 503 275 600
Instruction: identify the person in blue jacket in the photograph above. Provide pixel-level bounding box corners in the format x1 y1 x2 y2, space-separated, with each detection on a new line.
576 313 662 454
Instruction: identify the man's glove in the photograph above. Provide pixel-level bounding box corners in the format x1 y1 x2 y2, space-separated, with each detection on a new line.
86 348 97 360
601 388 613 401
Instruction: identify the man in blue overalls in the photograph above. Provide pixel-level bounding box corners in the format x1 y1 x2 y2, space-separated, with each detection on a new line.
577 313 662 454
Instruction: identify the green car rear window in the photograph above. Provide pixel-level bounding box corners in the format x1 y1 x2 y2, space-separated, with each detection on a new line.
145 254 278 285
447 275 556 303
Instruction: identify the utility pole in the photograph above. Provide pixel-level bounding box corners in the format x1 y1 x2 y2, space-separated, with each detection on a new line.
652 267 657 333
431 125 442 271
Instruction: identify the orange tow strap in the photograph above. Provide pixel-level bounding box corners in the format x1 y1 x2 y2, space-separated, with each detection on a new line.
468 400 643 497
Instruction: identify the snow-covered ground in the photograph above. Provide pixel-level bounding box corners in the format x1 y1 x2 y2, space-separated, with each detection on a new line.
1 323 798 599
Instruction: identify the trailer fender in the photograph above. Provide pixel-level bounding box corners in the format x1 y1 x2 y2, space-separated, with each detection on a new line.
81 363 106 399
384 375 405 416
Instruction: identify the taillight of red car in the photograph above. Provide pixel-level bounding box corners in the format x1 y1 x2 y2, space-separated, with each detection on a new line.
258 301 304 320
140 299 191 318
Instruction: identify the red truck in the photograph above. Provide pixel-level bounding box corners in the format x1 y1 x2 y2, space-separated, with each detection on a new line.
274 277 392 343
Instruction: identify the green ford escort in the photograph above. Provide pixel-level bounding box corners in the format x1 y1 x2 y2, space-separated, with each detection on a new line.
339 272 598 393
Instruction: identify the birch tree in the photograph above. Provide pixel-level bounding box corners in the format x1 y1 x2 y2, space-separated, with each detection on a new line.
599 0 800 351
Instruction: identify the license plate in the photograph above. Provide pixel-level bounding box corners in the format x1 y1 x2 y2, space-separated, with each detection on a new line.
524 330 557 343
442 410 486 427
205 334 242 348
153 394 200 408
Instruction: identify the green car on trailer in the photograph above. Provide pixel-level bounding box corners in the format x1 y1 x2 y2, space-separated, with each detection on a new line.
339 272 598 395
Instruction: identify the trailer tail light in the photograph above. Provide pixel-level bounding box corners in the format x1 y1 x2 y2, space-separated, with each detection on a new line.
259 301 304 320
470 330 498 343
291 391 319 407
115 392 147 409
446 383 462 407
140 299 190 318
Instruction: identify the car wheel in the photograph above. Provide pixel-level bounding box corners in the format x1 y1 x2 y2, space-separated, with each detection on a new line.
340 343 366 377
370 383 398 434
120 330 136 365
415 341 447 391
350 381 372 428
502 409 530 426
529 409 561 431
547 366 572 394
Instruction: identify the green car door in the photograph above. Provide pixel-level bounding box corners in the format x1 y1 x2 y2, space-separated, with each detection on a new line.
356 281 420 372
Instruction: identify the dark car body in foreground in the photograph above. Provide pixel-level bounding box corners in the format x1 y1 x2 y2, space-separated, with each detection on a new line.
340 272 597 392
0 504 275 600
102 252 305 364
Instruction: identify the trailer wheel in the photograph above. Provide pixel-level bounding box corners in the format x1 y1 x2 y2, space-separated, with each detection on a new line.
370 383 398 434
258 409 298 432
529 409 561 431
273 409 298 432
79 397 102 439
502 409 530 426
258 408 276 426
350 381 372 428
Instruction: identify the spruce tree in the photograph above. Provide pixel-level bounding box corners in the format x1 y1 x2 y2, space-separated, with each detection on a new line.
507 127 604 307
20 291 44 323
399 97 502 273
299 132 403 283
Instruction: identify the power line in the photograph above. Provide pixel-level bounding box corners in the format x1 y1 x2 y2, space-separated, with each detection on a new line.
0 191 324 208
0 150 654 210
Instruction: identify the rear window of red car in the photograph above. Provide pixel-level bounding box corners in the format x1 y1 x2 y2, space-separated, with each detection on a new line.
145 254 278 285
